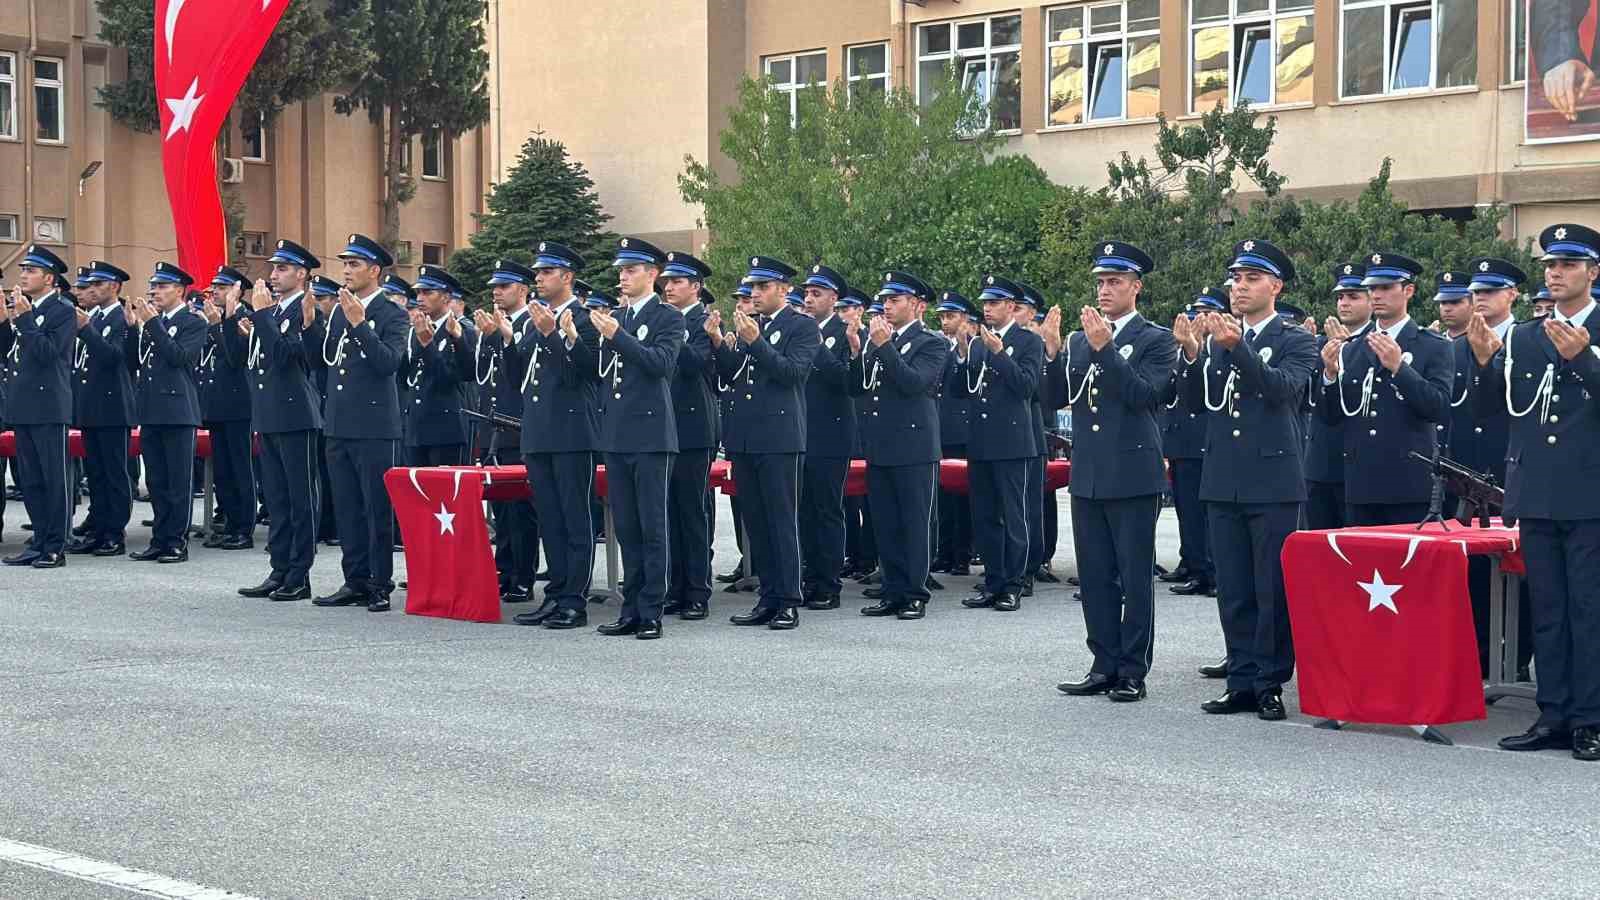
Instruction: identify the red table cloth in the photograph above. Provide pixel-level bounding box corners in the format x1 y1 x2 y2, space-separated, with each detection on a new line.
712 459 867 497
0 428 202 459
1282 521 1522 726
937 458 1070 493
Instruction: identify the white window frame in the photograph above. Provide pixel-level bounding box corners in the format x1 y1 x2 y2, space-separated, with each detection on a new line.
0 213 19 242
241 111 267 162
1502 0 1525 85
1187 0 1316 112
1338 0 1476 99
916 14 1025 133
33 55 64 144
845 42 891 102
421 130 446 180
763 50 828 126
0 52 16 141
1048 2 1163 127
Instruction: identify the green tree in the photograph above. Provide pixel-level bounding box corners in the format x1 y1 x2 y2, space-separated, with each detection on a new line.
95 0 373 133
331 0 491 254
449 135 619 305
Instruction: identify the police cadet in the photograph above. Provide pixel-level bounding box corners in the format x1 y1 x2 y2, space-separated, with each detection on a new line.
234 240 324 602
933 291 973 576
1158 286 1226 598
1 245 76 568
846 270 946 620
1433 269 1474 461
1048 242 1177 702
125 262 206 564
199 266 257 550
307 274 341 546
711 256 819 630
798 263 853 611
836 287 878 581
305 234 409 613
660 252 719 621
1453 259 1521 482
65 260 136 557
957 275 1043 612
402 265 474 466
1434 270 1474 340
1012 283 1050 593
1319 252 1453 526
715 282 757 585
1301 264 1374 533
1173 239 1318 721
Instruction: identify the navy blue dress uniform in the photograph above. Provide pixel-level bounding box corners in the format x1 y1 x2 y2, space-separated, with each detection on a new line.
660 252 720 621
67 260 136 556
1319 252 1453 526
1017 282 1052 585
1158 287 1226 593
1183 239 1319 718
956 276 1043 610
305 234 410 610
128 263 207 562
1051 243 1178 699
934 292 974 574
1303 264 1372 531
402 266 474 466
837 289 877 578
1474 223 1600 760
0 245 77 567
474 262 539 602
308 274 340 544
200 266 257 549
235 240 325 601
798 264 855 610
596 237 686 637
717 256 820 628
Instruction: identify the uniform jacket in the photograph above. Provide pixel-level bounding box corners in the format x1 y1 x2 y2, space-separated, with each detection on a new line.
937 340 970 447
715 305 819 455
200 309 254 423
306 291 409 440
806 313 856 457
477 305 534 421
598 294 685 454
129 306 206 426
402 317 476 447
955 322 1042 462
1157 351 1206 461
672 303 720 451
73 303 136 428
1445 332 1511 484
3 291 76 425
233 293 323 434
1303 329 1367 483
516 298 601 454
1051 314 1177 499
847 320 945 466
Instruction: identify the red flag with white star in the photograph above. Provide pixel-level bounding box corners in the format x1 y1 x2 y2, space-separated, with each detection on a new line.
154 0 288 280
1283 526 1490 725
385 467 502 623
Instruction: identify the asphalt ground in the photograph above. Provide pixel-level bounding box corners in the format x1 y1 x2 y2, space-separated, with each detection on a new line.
1 493 1595 899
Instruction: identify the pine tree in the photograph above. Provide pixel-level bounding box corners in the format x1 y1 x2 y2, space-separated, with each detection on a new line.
449 135 619 305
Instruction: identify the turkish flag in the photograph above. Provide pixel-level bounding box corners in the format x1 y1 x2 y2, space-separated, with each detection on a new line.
154 0 288 280
386 467 502 623
1283 529 1486 725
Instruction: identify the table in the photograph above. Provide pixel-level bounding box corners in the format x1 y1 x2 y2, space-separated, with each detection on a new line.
937 458 1069 493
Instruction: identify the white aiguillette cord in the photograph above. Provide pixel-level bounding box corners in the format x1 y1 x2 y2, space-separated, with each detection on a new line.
1502 331 1555 423
1200 335 1239 415
1335 339 1374 418
1061 335 1097 406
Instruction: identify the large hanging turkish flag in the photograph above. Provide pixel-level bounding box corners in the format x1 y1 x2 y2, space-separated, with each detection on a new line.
154 0 288 280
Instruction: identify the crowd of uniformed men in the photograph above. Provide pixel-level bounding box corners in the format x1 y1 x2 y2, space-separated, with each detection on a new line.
2 222 1597 760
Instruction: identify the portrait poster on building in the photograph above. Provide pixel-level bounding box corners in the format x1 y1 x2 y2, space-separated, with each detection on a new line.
1527 0 1600 143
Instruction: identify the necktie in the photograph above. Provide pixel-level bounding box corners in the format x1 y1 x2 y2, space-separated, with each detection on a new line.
1245 328 1257 347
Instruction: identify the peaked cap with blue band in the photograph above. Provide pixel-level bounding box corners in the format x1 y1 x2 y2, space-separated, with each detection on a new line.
18 244 68 275
877 270 933 303
414 265 462 296
977 274 1023 302
1331 262 1367 293
533 241 584 271
1466 257 1526 292
1538 224 1600 262
661 251 712 281
612 237 666 268
310 275 342 297
488 259 537 287
88 260 131 283
802 264 847 295
1090 240 1156 276
1359 251 1420 286
338 233 393 268
742 255 798 284
211 266 249 287
149 261 194 287
1433 271 1471 301
1228 238 1295 282
269 239 320 270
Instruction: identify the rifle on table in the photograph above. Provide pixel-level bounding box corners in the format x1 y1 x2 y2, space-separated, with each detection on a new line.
463 407 522 465
1045 430 1073 459
1408 450 1509 529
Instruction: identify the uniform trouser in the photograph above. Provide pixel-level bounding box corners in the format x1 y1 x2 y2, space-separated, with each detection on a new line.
207 419 256 536
0 453 8 528
605 451 673 623
526 451 595 611
1044 486 1060 563
1304 479 1346 531
1169 458 1212 580
316 431 337 541
1517 517 1600 731
1345 502 1429 528
729 494 746 556
1025 455 1046 573
82 426 132 543
845 491 877 566
1072 492 1160 680
668 447 714 607
259 430 319 586
326 436 398 596
800 454 848 595
731 452 803 610
970 458 1029 596
867 461 938 607
15 424 70 554
1209 500 1300 695
407 444 464 467
492 499 538 590
937 443 972 565
142 425 195 551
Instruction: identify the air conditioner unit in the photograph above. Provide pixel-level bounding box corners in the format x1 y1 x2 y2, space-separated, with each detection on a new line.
222 157 245 184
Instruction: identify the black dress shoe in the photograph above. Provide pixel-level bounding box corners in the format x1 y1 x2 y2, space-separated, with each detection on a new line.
992 592 1020 612
804 592 840 611
1058 673 1116 696
730 605 779 626
1498 725 1573 752
1574 727 1600 761
1171 579 1216 596
1257 690 1287 720
1066 575 1080 586
636 619 663 640
31 552 66 569
532 570 551 582
219 534 254 550
930 558 950 574
71 522 92 537
662 598 689 616
65 537 100 554
947 562 971 576
769 607 799 630
1021 576 1034 597
500 585 532 604
598 617 641 636
312 585 369 607
857 567 881 584
92 541 126 557
961 592 994 609
862 585 885 599
367 595 391 612
128 546 164 562
321 537 341 547
1035 568 1062 584
680 601 708 620
542 608 588 629
3 549 43 566
202 533 226 549
1198 656 1231 679
715 564 745 584
1109 678 1147 702
1157 566 1191 584
156 547 188 563
513 598 561 626
925 574 944 591
859 599 903 617
896 599 927 620
268 583 311 601
1201 689 1259 715
238 579 284 598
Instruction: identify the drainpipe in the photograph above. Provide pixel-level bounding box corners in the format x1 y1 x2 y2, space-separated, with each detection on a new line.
23 0 38 248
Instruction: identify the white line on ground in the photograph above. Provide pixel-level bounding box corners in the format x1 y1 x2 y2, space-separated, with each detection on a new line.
0 837 260 899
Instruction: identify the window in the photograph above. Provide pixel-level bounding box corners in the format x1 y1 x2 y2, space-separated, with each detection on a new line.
764 51 827 125
422 243 446 266
421 130 445 179
239 231 268 258
846 43 890 101
918 14 1023 131
241 112 266 161
1048 3 1160 126
1189 0 1314 112
1503 0 1525 84
394 241 414 265
400 137 412 174
0 53 15 139
1340 0 1476 98
34 216 66 245
34 57 64 143
0 214 18 242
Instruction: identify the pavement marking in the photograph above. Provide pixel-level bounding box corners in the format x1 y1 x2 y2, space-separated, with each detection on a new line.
0 837 260 899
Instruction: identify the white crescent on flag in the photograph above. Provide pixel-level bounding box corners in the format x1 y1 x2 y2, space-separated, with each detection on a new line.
1325 532 1430 568
164 0 187 65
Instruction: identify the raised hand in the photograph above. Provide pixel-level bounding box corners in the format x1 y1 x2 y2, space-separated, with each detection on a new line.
846 322 862 357
472 308 495 336
1321 337 1343 381
529 301 557 336
980 325 1003 354
222 282 242 317
1209 312 1242 349
1466 312 1501 367
1172 312 1200 360
1323 316 1350 342
302 292 319 329
1041 306 1063 359
444 310 462 339
201 298 222 326
237 317 254 338
338 288 365 327
559 308 578 343
411 309 435 345
13 288 34 317
734 309 759 344
1301 317 1317 335
1081 306 1112 352
1366 331 1403 373
591 307 619 339
703 309 723 348
74 307 91 331
1545 317 1591 361
249 279 275 312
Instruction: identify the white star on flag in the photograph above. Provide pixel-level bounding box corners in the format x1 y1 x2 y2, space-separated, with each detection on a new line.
1358 569 1401 614
434 502 457 535
165 78 205 139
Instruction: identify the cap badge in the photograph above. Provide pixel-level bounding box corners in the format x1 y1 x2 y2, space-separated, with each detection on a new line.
1556 227 1568 240
986 276 995 285
620 239 630 248
1371 254 1383 264
1442 273 1452 282
667 253 676 262
1243 240 1256 252
751 257 760 266
1479 262 1491 272
1103 244 1114 255
812 265 820 273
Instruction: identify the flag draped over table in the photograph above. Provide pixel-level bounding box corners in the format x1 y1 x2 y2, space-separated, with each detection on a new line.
154 0 288 280
385 467 502 623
